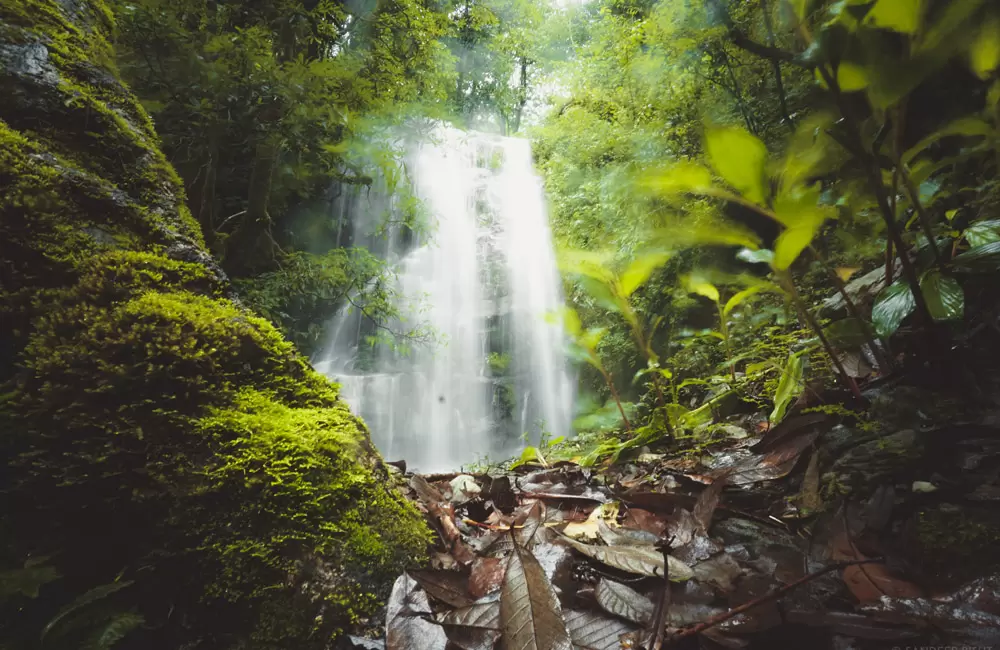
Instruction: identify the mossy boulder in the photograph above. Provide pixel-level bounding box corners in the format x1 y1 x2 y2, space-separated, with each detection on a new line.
0 1 429 647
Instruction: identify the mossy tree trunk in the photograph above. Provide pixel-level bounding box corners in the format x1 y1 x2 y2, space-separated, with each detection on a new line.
0 2 430 648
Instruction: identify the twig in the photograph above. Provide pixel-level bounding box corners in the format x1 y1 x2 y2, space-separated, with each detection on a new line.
645 536 675 650
666 558 884 644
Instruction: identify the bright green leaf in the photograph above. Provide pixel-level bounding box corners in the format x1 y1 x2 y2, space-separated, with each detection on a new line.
919 270 964 321
770 349 806 424
639 162 714 196
654 220 762 250
723 286 764 316
970 13 1000 79
865 0 924 34
872 279 916 338
578 276 622 313
773 221 823 270
837 62 869 91
558 249 616 283
619 252 671 297
580 327 608 351
688 279 720 303
705 125 769 204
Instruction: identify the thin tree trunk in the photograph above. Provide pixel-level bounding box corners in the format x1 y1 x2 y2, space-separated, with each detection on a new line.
760 0 793 129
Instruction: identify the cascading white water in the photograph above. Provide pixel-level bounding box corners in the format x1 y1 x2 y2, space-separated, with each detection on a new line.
313 126 574 472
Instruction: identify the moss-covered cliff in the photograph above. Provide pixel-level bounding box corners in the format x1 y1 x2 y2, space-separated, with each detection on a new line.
0 1 429 647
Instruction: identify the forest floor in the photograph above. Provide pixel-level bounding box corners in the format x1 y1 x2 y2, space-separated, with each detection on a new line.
342 365 1000 650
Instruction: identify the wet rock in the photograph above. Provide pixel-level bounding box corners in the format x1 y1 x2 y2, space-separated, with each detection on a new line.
827 429 924 493
820 260 901 319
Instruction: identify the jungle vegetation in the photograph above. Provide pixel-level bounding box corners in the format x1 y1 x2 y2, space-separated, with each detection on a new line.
2 0 999 648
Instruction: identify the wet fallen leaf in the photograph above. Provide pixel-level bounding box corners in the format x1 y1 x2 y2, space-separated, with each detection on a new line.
691 554 743 593
469 557 506 599
563 504 606 540
436 593 500 629
558 534 694 581
798 451 822 513
562 609 639 650
621 508 668 537
386 573 448 650
830 530 921 602
693 475 728 534
411 569 473 609
664 508 698 548
594 578 655 625
515 501 547 547
596 519 658 547
500 533 573 650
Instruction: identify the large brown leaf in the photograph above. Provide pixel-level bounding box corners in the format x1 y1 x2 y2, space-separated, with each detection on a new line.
436 594 502 650
411 569 474 609
500 534 572 650
386 573 448 650
594 579 654 625
562 610 639 650
558 535 694 581
514 501 547 548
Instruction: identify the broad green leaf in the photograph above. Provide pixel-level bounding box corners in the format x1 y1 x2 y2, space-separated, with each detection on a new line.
971 14 1000 79
837 62 869 91
619 252 671 297
558 249 615 283
780 112 838 189
952 241 1000 272
770 349 806 424
723 286 764 317
773 223 821 270
578 276 622 313
902 117 993 165
823 318 870 348
919 270 964 321
705 126 769 205
654 220 762 250
865 0 924 34
639 162 713 196
560 308 582 338
872 279 916 338
964 219 1000 248
580 327 608 351
687 278 720 303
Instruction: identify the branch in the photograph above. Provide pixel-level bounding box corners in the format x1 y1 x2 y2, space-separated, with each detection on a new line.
707 0 804 67
665 558 885 644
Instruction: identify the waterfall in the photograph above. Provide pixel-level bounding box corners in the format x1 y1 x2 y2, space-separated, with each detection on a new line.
313 126 575 472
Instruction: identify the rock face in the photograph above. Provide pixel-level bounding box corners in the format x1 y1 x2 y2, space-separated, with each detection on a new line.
0 2 429 648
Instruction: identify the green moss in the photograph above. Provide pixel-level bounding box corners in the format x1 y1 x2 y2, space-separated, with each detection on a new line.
0 2 430 646
912 506 1000 586
6 267 430 645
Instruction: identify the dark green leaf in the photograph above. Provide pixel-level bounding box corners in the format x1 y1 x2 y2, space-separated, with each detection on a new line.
919 270 964 322
42 582 133 642
953 241 1000 272
964 219 1000 248
872 279 916 338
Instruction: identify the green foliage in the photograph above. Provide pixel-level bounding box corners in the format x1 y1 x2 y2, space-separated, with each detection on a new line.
770 348 807 424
